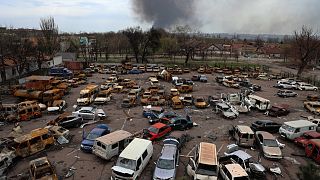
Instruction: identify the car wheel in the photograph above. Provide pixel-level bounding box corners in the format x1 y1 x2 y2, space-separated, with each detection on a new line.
314 88 318 91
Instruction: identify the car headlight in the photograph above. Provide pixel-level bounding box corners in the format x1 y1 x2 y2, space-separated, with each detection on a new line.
80 144 84 148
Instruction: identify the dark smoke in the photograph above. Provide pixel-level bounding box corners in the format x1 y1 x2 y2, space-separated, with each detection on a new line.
132 0 198 29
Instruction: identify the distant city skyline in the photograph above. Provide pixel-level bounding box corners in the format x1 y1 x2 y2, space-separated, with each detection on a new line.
0 0 319 35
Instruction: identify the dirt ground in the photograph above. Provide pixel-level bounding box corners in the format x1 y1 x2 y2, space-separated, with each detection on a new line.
2 70 319 180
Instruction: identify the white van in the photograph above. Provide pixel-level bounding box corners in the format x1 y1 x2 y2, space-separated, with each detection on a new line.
111 138 153 180
279 120 317 140
230 125 255 147
93 130 133 160
248 95 271 111
187 142 219 180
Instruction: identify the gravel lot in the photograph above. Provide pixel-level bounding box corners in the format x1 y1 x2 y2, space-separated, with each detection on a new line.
2 70 319 180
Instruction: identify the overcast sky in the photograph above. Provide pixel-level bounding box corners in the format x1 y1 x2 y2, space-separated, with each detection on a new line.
0 0 319 35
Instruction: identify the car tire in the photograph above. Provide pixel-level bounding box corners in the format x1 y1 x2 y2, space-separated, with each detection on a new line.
314 88 318 91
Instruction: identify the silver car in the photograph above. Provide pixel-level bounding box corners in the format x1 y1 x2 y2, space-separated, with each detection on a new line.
72 107 106 120
153 144 179 180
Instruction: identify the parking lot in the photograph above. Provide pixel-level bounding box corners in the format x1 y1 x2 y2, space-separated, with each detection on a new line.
2 69 319 180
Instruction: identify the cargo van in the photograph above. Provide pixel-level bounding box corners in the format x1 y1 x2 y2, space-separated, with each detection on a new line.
230 125 255 147
279 120 317 140
111 138 153 180
187 142 219 180
93 130 133 160
248 95 271 111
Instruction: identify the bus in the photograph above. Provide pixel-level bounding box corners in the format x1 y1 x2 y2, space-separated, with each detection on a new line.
77 84 100 105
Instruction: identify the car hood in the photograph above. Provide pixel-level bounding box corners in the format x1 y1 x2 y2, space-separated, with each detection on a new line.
94 97 108 101
263 146 282 156
81 139 94 146
223 111 237 117
112 166 134 176
153 167 175 179
249 163 266 173
47 107 60 112
195 174 217 180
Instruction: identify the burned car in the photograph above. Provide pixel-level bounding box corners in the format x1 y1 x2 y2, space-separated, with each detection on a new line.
221 150 266 177
29 157 58 180
304 101 320 115
47 112 83 128
240 81 261 91
268 105 290 117
213 102 239 119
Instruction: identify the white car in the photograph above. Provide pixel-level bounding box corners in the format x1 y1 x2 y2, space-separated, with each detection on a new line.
298 83 318 91
275 81 297 89
72 107 106 120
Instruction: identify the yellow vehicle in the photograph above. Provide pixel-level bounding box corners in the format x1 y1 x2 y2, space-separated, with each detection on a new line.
171 96 184 109
16 103 42 121
29 157 58 180
77 84 100 105
13 90 43 102
177 84 193 93
13 128 55 157
304 101 320 115
42 89 64 104
111 85 124 93
170 88 180 97
194 97 208 109
140 91 152 105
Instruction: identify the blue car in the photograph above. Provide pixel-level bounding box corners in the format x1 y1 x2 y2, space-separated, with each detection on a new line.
81 124 110 153
128 69 142 74
143 110 159 119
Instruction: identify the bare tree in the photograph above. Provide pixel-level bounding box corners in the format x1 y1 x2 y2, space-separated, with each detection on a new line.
122 27 144 63
37 16 59 69
293 26 320 78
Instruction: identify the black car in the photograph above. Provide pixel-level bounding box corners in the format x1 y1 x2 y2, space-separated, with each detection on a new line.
169 115 193 130
149 111 180 124
215 76 224 84
164 131 189 151
48 113 83 128
240 81 261 91
251 120 282 133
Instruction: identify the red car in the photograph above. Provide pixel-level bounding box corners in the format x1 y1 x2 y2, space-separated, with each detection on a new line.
143 123 172 141
294 131 320 147
305 139 320 164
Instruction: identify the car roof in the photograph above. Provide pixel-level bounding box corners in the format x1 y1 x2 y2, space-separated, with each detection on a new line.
255 120 273 123
256 131 275 140
198 142 217 165
91 127 107 134
284 120 316 128
119 138 152 160
225 164 248 177
152 123 167 129
80 107 94 111
96 130 132 145
228 150 252 160
236 125 254 134
160 144 177 160
304 131 320 138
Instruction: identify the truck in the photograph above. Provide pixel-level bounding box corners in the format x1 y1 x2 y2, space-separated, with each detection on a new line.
49 67 73 78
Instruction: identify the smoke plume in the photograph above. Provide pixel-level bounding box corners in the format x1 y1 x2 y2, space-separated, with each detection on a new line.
132 0 198 29
132 0 320 34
